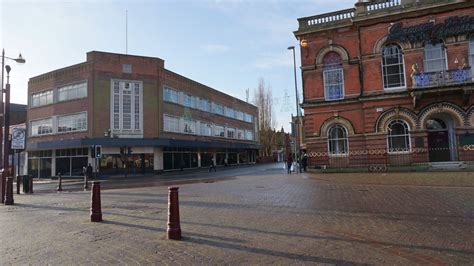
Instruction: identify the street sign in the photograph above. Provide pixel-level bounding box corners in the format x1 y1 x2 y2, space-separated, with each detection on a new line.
11 128 26 150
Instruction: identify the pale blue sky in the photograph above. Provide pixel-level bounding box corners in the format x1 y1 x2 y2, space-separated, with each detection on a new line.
1 0 353 131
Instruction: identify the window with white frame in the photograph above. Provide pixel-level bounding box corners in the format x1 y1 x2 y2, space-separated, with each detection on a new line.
183 94 196 108
328 125 348 155
31 118 53 136
31 90 54 107
245 130 254 140
183 119 196 134
424 42 447 72
212 103 224 115
58 81 87 102
227 127 235 138
163 86 179 103
200 123 212 136
57 112 87 133
225 107 235 118
387 120 410 153
164 114 180 133
244 113 253 123
323 52 344 100
214 125 225 137
199 98 211 112
111 80 142 132
236 111 244 121
382 44 405 89
237 129 244 139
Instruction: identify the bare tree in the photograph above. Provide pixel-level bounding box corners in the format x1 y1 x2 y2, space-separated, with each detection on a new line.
253 78 277 157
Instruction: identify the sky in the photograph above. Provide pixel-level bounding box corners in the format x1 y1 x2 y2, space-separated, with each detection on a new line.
1 0 353 132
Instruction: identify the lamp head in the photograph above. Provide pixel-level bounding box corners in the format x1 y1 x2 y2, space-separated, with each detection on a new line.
287 46 295 50
15 53 26 64
5 65 11 74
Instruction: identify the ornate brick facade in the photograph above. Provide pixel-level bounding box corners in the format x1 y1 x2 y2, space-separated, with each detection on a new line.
294 0 474 169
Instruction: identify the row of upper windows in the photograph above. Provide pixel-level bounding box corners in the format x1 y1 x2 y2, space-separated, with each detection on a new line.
163 86 254 123
31 81 87 108
163 114 255 141
30 112 87 137
322 37 474 101
328 120 411 155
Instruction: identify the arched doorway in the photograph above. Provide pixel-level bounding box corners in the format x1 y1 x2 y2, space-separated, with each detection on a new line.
426 113 458 162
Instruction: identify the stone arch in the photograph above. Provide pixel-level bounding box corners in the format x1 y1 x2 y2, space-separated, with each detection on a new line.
465 105 474 127
315 44 349 67
375 107 417 133
418 102 465 129
373 35 411 54
320 116 355 137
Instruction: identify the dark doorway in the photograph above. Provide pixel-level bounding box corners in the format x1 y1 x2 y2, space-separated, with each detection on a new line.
427 118 451 162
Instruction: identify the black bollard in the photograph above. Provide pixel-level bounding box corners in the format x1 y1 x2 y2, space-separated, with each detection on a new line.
90 181 102 222
16 175 21 195
29 175 34 194
57 173 62 192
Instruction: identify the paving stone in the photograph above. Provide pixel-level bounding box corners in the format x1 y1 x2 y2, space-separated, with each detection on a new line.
1 165 473 264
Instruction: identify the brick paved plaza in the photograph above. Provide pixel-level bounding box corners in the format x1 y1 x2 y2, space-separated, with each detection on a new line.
1 164 473 265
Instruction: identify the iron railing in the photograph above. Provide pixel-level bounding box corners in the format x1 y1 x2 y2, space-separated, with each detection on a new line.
308 145 474 171
413 68 472 88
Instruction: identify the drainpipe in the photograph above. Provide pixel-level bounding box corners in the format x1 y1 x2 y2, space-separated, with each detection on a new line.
357 25 365 98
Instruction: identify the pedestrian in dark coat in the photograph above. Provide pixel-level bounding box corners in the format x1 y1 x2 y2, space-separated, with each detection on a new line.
286 154 293 174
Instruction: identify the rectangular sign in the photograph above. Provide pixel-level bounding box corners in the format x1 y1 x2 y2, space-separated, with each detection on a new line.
11 128 26 150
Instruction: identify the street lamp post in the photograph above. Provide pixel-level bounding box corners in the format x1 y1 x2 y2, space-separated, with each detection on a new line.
1 49 25 204
287 46 300 163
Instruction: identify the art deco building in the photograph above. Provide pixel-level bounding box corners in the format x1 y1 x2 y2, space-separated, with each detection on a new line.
27 51 259 177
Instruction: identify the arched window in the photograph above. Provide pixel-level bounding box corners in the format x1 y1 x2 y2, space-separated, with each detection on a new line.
382 44 405 89
328 125 348 155
424 41 447 72
387 120 410 153
323 52 344 100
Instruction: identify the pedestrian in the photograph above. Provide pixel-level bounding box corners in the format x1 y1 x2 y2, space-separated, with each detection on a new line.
209 157 217 172
286 154 293 174
302 153 308 172
86 163 93 180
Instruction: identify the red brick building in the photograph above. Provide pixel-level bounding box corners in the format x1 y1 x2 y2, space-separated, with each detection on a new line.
27 51 258 178
294 0 474 170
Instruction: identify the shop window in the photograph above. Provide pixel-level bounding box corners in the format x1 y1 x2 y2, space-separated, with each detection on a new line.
328 125 348 155
387 120 410 153
423 41 447 72
323 52 344 100
382 44 405 89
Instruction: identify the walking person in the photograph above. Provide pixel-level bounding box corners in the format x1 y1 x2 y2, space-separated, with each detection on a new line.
302 153 308 172
286 154 293 174
86 163 93 180
209 157 217 172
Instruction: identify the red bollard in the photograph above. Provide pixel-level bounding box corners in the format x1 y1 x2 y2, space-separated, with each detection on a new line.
90 181 102 222
83 174 88 191
29 175 34 194
167 186 181 240
57 173 62 192
5 176 14 205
